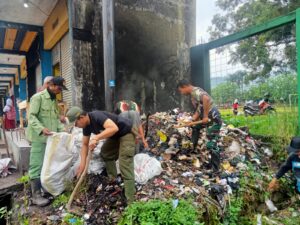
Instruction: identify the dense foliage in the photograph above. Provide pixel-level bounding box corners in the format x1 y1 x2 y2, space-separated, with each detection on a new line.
209 0 300 81
212 73 297 105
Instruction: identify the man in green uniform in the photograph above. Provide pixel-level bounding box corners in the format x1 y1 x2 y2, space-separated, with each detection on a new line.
177 80 222 172
27 77 67 206
66 107 136 203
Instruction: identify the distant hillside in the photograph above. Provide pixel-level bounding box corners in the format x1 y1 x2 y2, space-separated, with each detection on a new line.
211 76 227 88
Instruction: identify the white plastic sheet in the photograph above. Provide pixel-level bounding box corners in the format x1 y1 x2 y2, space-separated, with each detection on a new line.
134 153 162 184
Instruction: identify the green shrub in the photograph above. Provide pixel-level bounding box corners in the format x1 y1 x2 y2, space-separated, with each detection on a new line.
118 199 202 225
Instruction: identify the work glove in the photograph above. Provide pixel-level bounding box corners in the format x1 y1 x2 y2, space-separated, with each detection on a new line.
268 178 279 192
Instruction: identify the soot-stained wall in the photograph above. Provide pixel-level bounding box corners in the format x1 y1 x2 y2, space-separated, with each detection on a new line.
72 0 195 112
72 0 105 111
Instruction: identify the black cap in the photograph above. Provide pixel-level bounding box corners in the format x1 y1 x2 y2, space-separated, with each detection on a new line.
287 137 300 154
51 77 68 90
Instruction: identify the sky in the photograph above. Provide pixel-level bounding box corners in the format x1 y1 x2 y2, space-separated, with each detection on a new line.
196 0 218 44
195 0 245 78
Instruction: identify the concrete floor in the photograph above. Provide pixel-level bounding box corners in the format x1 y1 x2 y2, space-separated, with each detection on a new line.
0 131 22 194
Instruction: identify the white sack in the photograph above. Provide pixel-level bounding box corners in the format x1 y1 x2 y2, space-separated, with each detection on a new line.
41 132 74 196
134 153 162 184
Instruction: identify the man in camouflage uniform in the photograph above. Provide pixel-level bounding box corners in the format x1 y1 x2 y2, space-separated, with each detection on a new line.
177 80 222 171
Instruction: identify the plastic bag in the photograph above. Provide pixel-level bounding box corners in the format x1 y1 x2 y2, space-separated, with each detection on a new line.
134 153 162 184
0 158 12 177
88 140 105 175
265 199 278 213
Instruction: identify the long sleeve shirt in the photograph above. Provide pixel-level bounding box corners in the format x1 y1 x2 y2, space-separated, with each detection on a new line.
276 153 300 179
27 89 65 143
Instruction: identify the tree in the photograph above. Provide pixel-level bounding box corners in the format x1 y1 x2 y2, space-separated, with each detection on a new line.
212 82 241 105
226 70 247 88
208 0 300 81
212 73 297 104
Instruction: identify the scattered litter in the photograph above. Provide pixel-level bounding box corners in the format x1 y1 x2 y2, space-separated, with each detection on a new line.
47 215 60 221
83 213 90 220
0 158 12 177
182 172 194 177
263 148 273 157
257 214 262 225
226 141 241 159
265 199 278 213
172 199 179 209
192 158 201 168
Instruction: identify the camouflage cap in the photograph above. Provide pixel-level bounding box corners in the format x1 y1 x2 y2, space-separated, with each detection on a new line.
66 106 83 123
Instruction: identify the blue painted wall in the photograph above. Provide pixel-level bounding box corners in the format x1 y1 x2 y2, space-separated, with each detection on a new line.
39 35 53 81
18 66 27 101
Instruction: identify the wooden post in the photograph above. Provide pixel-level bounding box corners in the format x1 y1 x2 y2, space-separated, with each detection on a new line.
102 0 116 112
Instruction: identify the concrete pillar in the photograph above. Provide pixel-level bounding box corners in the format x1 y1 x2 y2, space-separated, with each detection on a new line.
102 0 116 112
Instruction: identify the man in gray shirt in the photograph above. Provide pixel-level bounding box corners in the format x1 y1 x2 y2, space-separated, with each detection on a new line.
115 101 148 152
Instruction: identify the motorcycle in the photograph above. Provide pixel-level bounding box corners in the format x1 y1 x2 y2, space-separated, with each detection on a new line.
243 100 276 116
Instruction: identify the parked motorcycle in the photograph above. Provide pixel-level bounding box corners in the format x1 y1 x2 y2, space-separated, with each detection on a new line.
243 100 276 116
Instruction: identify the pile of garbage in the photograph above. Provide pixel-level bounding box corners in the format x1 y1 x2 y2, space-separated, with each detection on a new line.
69 109 275 224
14 109 283 224
135 110 272 208
73 174 127 225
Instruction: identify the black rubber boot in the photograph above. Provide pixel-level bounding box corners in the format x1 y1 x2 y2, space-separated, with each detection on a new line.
30 179 50 207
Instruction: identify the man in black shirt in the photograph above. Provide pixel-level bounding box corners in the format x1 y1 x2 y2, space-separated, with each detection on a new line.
66 106 136 203
268 137 300 193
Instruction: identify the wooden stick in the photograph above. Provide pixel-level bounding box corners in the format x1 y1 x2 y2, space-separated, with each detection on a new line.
174 120 206 128
66 150 92 211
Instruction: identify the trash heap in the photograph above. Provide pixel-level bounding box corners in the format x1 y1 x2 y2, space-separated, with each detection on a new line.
136 110 271 208
13 110 283 225
70 109 275 224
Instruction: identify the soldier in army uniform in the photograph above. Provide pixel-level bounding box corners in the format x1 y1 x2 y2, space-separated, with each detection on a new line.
177 80 222 172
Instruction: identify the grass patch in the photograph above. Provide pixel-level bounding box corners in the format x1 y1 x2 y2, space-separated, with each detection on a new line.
52 193 70 208
220 106 298 138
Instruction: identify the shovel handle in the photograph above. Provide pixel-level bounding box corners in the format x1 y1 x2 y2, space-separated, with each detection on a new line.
66 150 92 211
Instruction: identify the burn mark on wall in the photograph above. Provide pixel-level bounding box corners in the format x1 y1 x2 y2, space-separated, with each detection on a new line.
72 0 195 112
114 0 195 112
72 0 105 111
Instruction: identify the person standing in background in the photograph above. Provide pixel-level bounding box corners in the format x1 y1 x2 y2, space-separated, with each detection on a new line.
115 100 149 152
3 98 16 130
37 76 53 93
232 99 239 115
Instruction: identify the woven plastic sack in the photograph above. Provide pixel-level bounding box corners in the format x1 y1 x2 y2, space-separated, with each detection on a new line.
41 132 74 196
